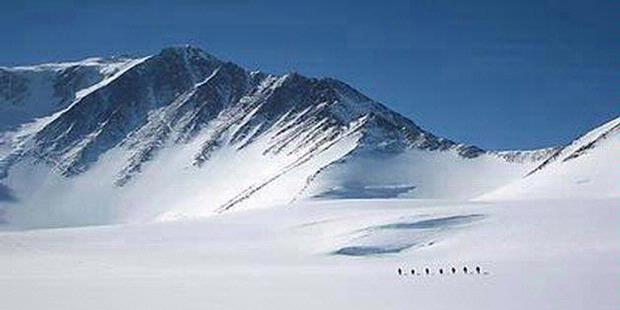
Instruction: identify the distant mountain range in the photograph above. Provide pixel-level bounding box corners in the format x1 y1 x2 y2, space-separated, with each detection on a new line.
0 45 617 227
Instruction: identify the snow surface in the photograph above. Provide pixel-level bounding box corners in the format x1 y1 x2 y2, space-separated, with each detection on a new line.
304 148 539 200
0 46 618 309
0 198 617 309
479 117 620 200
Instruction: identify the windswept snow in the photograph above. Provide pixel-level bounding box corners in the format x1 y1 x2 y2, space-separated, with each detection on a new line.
0 199 617 310
333 214 484 256
303 148 541 200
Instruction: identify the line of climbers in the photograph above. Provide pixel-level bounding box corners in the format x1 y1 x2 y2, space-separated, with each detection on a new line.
397 266 483 276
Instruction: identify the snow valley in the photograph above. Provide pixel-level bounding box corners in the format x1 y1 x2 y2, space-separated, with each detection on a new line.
0 45 618 309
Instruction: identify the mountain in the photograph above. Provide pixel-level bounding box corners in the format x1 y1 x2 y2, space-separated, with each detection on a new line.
0 45 615 227
479 116 620 200
0 56 138 130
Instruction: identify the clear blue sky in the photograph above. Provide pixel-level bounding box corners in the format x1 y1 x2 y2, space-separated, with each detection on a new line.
1 0 618 150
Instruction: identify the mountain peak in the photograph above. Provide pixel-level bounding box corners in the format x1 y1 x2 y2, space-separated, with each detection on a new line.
158 44 221 63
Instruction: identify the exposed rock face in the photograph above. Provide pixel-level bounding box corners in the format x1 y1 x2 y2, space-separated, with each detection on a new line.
0 56 135 130
0 69 29 104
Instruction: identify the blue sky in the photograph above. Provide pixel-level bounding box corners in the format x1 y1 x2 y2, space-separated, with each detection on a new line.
1 0 618 150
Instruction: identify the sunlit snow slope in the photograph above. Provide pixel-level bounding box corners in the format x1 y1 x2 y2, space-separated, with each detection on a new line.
480 117 620 200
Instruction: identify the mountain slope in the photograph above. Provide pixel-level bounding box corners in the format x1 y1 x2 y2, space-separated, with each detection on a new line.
479 117 620 200
0 57 137 130
0 45 584 227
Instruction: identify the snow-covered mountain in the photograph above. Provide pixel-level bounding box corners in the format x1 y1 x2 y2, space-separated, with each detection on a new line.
479 116 620 200
0 45 616 227
0 56 138 130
